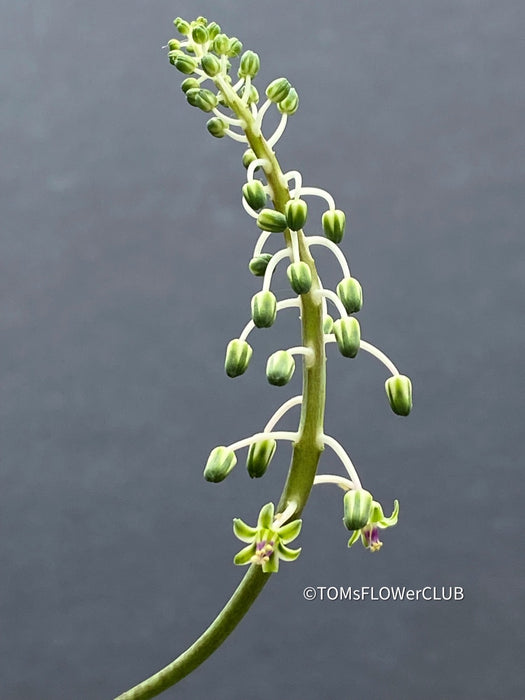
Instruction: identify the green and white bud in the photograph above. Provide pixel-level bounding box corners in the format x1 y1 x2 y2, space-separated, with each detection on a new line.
278 87 299 115
167 38 181 51
242 180 267 211
207 21 221 40
224 339 253 378
238 84 260 105
248 254 273 277
206 117 228 138
343 489 373 531
173 54 198 75
385 375 413 416
266 78 291 103
256 208 288 233
322 209 346 244
285 198 308 231
242 148 258 169
246 438 277 478
266 350 296 386
181 77 200 93
194 16 208 25
204 446 237 483
213 33 230 55
251 291 277 328
227 37 243 57
239 50 260 78
323 314 334 334
173 17 190 35
336 277 363 314
287 262 312 295
186 88 218 112
201 53 221 77
333 317 361 358
191 24 208 44
168 49 183 66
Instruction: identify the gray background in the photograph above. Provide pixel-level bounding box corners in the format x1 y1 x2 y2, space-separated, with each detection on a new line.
2 1 524 698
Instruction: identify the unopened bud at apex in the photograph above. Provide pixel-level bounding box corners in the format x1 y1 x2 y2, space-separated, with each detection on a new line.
204 446 237 483
285 198 308 231
186 88 218 112
207 21 221 40
224 339 253 378
206 117 228 138
173 17 190 35
266 350 295 387
385 375 413 416
333 317 361 358
343 489 373 531
248 254 273 277
174 54 198 75
213 33 230 55
251 290 277 328
323 315 334 334
227 37 243 57
201 53 221 77
266 77 291 103
181 77 200 93
242 180 267 211
287 262 312 295
239 50 260 78
278 88 299 115
191 24 208 44
257 208 288 232
246 438 277 478
322 209 346 244
336 277 363 314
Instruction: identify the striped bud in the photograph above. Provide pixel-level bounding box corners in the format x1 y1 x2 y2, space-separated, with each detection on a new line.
213 33 230 54
323 315 334 334
266 350 296 387
385 375 413 416
207 22 221 40
248 254 273 276
239 50 260 78
186 88 217 112
242 180 267 211
256 208 288 232
251 291 277 328
242 148 258 169
238 84 259 104
167 39 181 51
322 209 346 244
173 54 198 75
224 339 253 378
285 199 308 231
181 77 200 93
287 262 312 295
336 277 363 314
173 17 190 35
278 88 299 115
343 489 373 531
246 438 277 478
201 53 221 76
191 24 208 44
204 446 237 483
206 117 228 138
266 78 291 103
333 317 361 358
227 37 243 57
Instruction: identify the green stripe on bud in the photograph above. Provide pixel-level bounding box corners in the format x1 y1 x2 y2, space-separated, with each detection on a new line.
256 208 288 232
323 315 334 334
224 339 253 378
207 21 221 40
206 117 228 138
227 37 243 57
287 262 312 295
186 88 218 112
242 180 267 211
285 198 308 231
343 489 373 531
336 277 363 313
322 209 346 244
191 24 208 44
278 87 299 115
167 39 181 51
201 53 221 76
248 254 273 276
181 77 200 93
266 78 291 103
385 375 413 416
174 54 198 75
246 438 277 478
173 17 190 35
239 50 260 78
213 33 230 55
204 446 237 483
266 350 296 386
238 84 259 105
251 291 277 328
333 317 361 358
242 148 258 169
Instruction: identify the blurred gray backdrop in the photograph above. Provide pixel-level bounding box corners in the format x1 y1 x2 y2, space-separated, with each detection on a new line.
2 1 524 698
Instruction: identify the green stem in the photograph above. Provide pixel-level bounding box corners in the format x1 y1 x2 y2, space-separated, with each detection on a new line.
115 75 326 700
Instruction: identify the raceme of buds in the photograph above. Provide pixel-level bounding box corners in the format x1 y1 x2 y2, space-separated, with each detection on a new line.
333 317 361 358
343 489 373 531
287 261 312 295
242 180 267 211
256 208 288 232
238 50 260 78
278 88 299 115
285 198 308 231
265 78 291 103
251 291 277 328
248 254 273 276
336 277 363 314
322 209 346 244
246 438 277 478
201 53 221 76
207 117 228 138
204 446 237 483
224 339 253 378
266 350 295 386
385 375 413 416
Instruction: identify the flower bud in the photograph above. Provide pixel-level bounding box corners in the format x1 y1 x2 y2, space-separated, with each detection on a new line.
168 49 183 66
204 446 237 483
238 84 259 104
278 87 299 115
191 24 208 44
266 350 296 386
246 438 277 478
266 77 291 103
242 180 267 211
336 277 363 314
207 21 221 40
173 54 198 75
195 16 208 25
186 88 218 112
239 50 260 78
343 489 373 531
385 375 413 416
333 317 361 358
248 254 273 276
256 208 288 233
227 37 243 57
206 117 228 138
213 33 230 54
251 291 277 328
242 148 258 169
173 17 190 35
322 209 346 244
167 38 181 51
180 77 200 93
287 262 312 295
323 314 334 334
285 199 308 231
201 53 221 76
224 339 253 378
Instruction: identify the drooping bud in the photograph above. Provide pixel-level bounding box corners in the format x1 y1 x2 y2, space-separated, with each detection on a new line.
251 291 277 328
201 53 221 76
186 88 218 112
167 38 181 51
207 21 221 40
173 54 198 75
287 262 312 295
242 180 267 211
248 254 273 277
385 375 413 416
239 50 260 78
173 17 190 35
278 87 299 115
227 37 243 57
323 315 334 334
204 446 237 483
242 148 258 169
206 117 228 138
343 489 373 531
246 438 277 478
224 339 253 378
333 317 361 358
285 199 308 231
336 277 363 314
191 24 208 44
181 77 200 93
266 78 291 103
213 33 230 55
266 350 296 386
256 208 288 232
322 209 346 244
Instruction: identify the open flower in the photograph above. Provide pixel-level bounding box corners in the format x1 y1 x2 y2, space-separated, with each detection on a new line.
233 502 302 573
347 499 399 552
